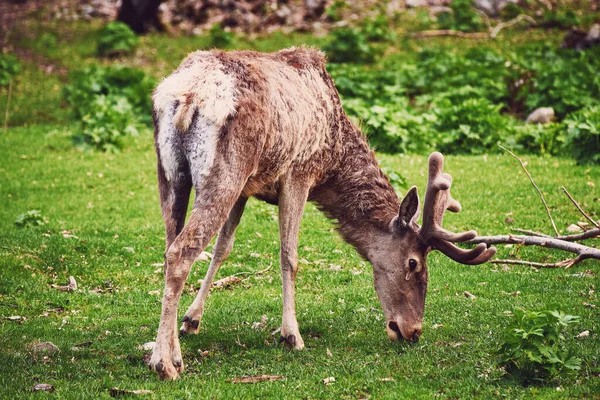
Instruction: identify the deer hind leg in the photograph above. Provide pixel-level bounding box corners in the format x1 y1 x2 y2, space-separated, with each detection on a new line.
150 174 248 381
278 177 311 350
180 196 248 335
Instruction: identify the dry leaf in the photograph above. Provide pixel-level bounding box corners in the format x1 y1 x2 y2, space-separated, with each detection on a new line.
463 291 476 299
137 342 156 351
109 388 153 397
567 224 583 233
52 276 77 292
326 348 333 358
212 276 242 289
7 315 22 321
148 290 160 296
251 315 268 330
31 384 54 392
328 264 342 271
576 330 590 339
255 232 263 238
230 375 285 383
380 377 395 382
30 342 60 354
196 251 213 262
431 323 444 329
500 290 520 297
323 376 336 385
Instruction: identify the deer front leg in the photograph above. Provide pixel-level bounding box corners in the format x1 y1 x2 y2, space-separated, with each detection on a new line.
278 178 310 350
180 196 248 335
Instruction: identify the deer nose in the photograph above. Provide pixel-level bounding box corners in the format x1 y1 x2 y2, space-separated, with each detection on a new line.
412 330 420 343
409 326 422 343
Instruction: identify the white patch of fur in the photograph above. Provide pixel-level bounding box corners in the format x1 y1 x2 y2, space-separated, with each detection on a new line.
153 52 237 131
185 116 218 189
153 52 233 182
157 113 180 183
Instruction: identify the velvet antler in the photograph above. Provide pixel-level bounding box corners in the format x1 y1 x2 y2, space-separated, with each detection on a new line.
418 152 496 265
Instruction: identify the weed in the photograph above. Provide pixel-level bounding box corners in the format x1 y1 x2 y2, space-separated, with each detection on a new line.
15 210 48 228
500 308 581 383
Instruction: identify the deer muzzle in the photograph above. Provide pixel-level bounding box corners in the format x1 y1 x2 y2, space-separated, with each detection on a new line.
386 320 422 343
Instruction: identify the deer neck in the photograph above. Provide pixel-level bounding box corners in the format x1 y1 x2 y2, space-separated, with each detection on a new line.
311 125 401 259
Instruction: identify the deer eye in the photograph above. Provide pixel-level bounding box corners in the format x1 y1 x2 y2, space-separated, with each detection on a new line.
408 259 418 271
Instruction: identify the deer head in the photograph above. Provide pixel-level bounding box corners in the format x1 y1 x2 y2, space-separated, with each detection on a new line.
370 152 496 343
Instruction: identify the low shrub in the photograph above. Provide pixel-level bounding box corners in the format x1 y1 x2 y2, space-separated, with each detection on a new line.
208 23 235 49
63 65 154 151
96 21 138 57
500 308 581 383
0 53 20 87
562 106 600 164
63 64 154 122
323 28 383 64
76 95 139 153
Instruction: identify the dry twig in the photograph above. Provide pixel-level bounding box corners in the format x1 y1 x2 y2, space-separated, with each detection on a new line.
561 186 600 228
499 144 559 236
410 30 488 39
489 14 537 38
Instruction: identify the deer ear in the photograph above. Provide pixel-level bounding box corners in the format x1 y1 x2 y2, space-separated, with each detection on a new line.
394 186 420 231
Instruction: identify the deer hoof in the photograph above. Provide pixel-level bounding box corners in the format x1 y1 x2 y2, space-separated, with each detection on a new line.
279 334 304 350
179 315 200 336
149 358 180 380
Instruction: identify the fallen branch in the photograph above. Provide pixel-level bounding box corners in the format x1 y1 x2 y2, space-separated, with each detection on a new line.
490 258 582 268
499 144 559 236
469 234 599 268
490 14 537 38
210 265 272 289
410 30 488 39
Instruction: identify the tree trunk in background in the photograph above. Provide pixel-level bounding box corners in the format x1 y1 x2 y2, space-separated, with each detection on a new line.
117 0 163 34
304 0 326 19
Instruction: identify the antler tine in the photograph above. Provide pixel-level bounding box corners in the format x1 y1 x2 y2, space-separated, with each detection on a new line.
419 152 495 265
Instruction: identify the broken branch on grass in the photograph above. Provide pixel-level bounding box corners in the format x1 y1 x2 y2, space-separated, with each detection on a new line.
490 14 537 38
469 233 599 268
499 144 559 236
561 186 600 228
410 30 488 39
210 265 273 289
490 258 583 268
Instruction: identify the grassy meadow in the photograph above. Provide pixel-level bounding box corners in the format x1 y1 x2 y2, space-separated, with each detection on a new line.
1 9 599 399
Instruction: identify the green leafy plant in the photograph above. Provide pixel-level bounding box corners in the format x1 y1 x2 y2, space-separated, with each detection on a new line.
0 53 20 87
208 23 235 49
500 308 581 383
562 105 600 164
96 21 138 57
437 0 484 32
431 98 510 154
76 95 139 153
15 210 48 228
63 64 155 122
323 28 382 64
362 14 396 42
62 65 153 151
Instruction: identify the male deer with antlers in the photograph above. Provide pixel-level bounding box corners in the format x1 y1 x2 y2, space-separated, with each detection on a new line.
150 47 496 380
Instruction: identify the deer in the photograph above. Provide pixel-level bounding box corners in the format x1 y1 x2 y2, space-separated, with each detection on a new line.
149 47 496 380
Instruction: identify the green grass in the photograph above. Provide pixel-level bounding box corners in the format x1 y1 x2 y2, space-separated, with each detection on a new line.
1 11 599 399
0 126 598 398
